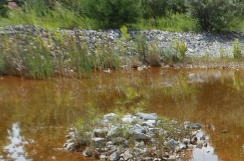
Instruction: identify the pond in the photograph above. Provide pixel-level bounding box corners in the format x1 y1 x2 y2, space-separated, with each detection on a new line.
0 68 243 161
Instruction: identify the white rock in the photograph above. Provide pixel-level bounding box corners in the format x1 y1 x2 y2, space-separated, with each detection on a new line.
104 113 118 120
136 112 157 120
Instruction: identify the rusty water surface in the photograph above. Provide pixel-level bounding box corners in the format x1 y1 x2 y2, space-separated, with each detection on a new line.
0 68 243 161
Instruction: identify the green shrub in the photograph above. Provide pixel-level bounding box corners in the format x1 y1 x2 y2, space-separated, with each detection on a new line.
0 1 8 17
141 0 168 18
80 0 142 28
189 0 239 31
167 0 188 14
174 40 187 59
120 25 131 40
232 39 242 59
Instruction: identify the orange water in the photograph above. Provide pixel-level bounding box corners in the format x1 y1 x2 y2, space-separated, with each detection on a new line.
0 68 243 161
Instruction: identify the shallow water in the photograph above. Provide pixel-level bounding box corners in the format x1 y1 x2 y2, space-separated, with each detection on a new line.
0 68 243 161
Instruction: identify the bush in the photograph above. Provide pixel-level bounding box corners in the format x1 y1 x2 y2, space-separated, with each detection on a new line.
174 40 187 59
81 0 142 28
141 0 168 18
167 0 188 14
0 1 8 17
189 0 239 31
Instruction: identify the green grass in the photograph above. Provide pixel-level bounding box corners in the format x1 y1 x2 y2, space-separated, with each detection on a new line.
0 32 122 79
130 13 199 32
0 4 95 30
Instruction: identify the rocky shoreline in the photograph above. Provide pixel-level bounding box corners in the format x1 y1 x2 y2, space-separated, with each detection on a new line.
64 113 208 161
0 25 244 58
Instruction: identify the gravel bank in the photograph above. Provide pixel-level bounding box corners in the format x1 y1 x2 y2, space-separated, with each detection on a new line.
0 25 243 58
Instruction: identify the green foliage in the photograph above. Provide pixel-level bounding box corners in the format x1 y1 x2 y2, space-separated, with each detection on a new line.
0 1 8 17
131 13 199 32
167 0 188 13
80 0 142 28
174 40 187 59
189 0 239 31
120 26 131 40
0 1 93 29
232 39 243 59
141 0 168 18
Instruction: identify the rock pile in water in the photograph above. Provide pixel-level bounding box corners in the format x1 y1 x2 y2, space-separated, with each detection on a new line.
64 113 208 161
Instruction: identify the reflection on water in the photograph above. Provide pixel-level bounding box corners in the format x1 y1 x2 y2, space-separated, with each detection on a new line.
0 69 243 161
3 123 30 161
191 146 219 161
190 131 219 161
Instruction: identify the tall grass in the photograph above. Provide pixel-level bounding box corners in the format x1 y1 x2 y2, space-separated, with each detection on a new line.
0 32 122 79
0 35 54 78
0 2 95 30
130 13 199 32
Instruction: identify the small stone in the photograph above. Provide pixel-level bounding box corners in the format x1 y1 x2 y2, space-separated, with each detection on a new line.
184 121 202 130
129 124 146 134
132 132 150 140
100 154 107 160
166 139 179 149
136 112 158 120
121 150 133 160
82 148 93 157
135 141 145 148
107 125 121 137
183 138 190 145
121 114 137 123
176 143 186 152
104 113 118 120
93 128 107 137
142 120 156 127
109 151 120 161
63 142 75 151
92 137 105 144
112 137 126 145
190 136 198 145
